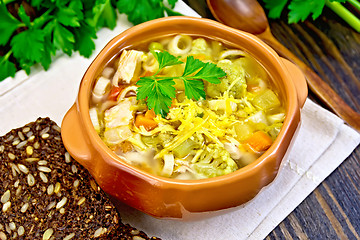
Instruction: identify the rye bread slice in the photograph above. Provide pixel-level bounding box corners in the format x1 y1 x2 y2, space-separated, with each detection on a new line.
0 118 159 240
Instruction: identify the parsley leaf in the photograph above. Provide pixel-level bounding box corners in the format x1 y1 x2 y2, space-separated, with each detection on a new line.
18 5 32 27
0 4 23 46
73 21 97 58
56 6 82 27
88 0 117 30
288 0 325 23
137 77 176 118
262 0 288 19
136 51 226 118
183 56 225 84
53 21 75 55
0 53 17 80
11 29 45 64
182 79 205 101
116 0 182 25
151 50 183 70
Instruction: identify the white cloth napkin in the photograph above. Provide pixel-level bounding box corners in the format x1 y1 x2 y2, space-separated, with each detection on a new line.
0 2 359 240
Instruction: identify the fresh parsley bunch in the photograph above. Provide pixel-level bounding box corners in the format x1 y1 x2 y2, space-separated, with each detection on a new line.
262 0 360 32
0 0 180 81
136 51 226 118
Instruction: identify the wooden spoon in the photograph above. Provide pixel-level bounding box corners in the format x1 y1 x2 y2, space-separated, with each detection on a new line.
207 0 360 132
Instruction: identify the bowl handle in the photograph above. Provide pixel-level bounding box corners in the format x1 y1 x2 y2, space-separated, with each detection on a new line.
61 104 93 170
280 58 308 107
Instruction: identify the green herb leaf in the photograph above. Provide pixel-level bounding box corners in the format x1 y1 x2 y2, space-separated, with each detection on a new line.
288 0 325 23
18 5 32 27
182 79 205 101
262 0 288 19
0 53 17 80
183 56 225 84
137 77 176 118
167 0 178 8
137 51 225 117
73 21 97 58
56 6 82 27
40 35 55 70
11 29 45 64
89 0 117 30
116 0 181 25
53 22 75 55
0 4 23 46
151 50 183 70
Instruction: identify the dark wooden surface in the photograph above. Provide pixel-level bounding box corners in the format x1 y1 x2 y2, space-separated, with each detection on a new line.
184 1 360 239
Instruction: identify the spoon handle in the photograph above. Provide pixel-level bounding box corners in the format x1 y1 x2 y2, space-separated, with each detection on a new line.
259 28 360 132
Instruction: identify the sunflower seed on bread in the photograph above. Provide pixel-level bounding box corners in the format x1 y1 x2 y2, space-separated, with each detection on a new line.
0 117 159 240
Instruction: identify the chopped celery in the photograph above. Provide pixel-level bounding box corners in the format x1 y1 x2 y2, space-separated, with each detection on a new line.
141 135 159 147
234 123 254 141
89 108 101 133
267 113 285 124
252 89 280 111
158 132 174 145
248 111 268 125
172 139 197 158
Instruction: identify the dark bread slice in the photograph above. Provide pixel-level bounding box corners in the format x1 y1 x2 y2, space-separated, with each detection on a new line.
0 118 159 240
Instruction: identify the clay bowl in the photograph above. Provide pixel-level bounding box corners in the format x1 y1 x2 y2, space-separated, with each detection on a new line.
61 16 307 220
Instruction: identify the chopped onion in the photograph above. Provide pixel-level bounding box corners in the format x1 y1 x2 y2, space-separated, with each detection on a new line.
89 108 100 133
267 113 285 124
219 49 245 60
248 111 268 125
101 67 115 79
162 154 175 177
224 142 242 160
93 77 110 96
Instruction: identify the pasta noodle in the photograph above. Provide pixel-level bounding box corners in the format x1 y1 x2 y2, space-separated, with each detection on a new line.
142 53 159 73
168 34 192 56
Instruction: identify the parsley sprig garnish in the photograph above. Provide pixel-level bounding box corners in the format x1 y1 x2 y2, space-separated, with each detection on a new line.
136 51 226 118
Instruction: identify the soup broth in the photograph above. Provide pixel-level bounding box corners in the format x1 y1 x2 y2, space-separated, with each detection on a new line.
89 34 285 180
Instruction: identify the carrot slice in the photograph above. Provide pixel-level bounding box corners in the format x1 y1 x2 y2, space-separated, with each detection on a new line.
245 131 273 153
135 114 158 131
192 54 207 60
108 86 122 101
145 109 156 119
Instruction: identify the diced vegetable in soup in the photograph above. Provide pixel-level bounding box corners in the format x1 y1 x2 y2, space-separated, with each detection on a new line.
89 35 285 180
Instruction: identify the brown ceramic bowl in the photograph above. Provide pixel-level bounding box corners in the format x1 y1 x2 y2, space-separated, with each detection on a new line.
61 16 307 220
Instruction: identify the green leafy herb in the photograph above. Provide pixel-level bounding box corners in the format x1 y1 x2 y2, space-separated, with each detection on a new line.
262 0 360 32
0 3 25 46
0 0 181 81
116 0 182 25
137 51 226 118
